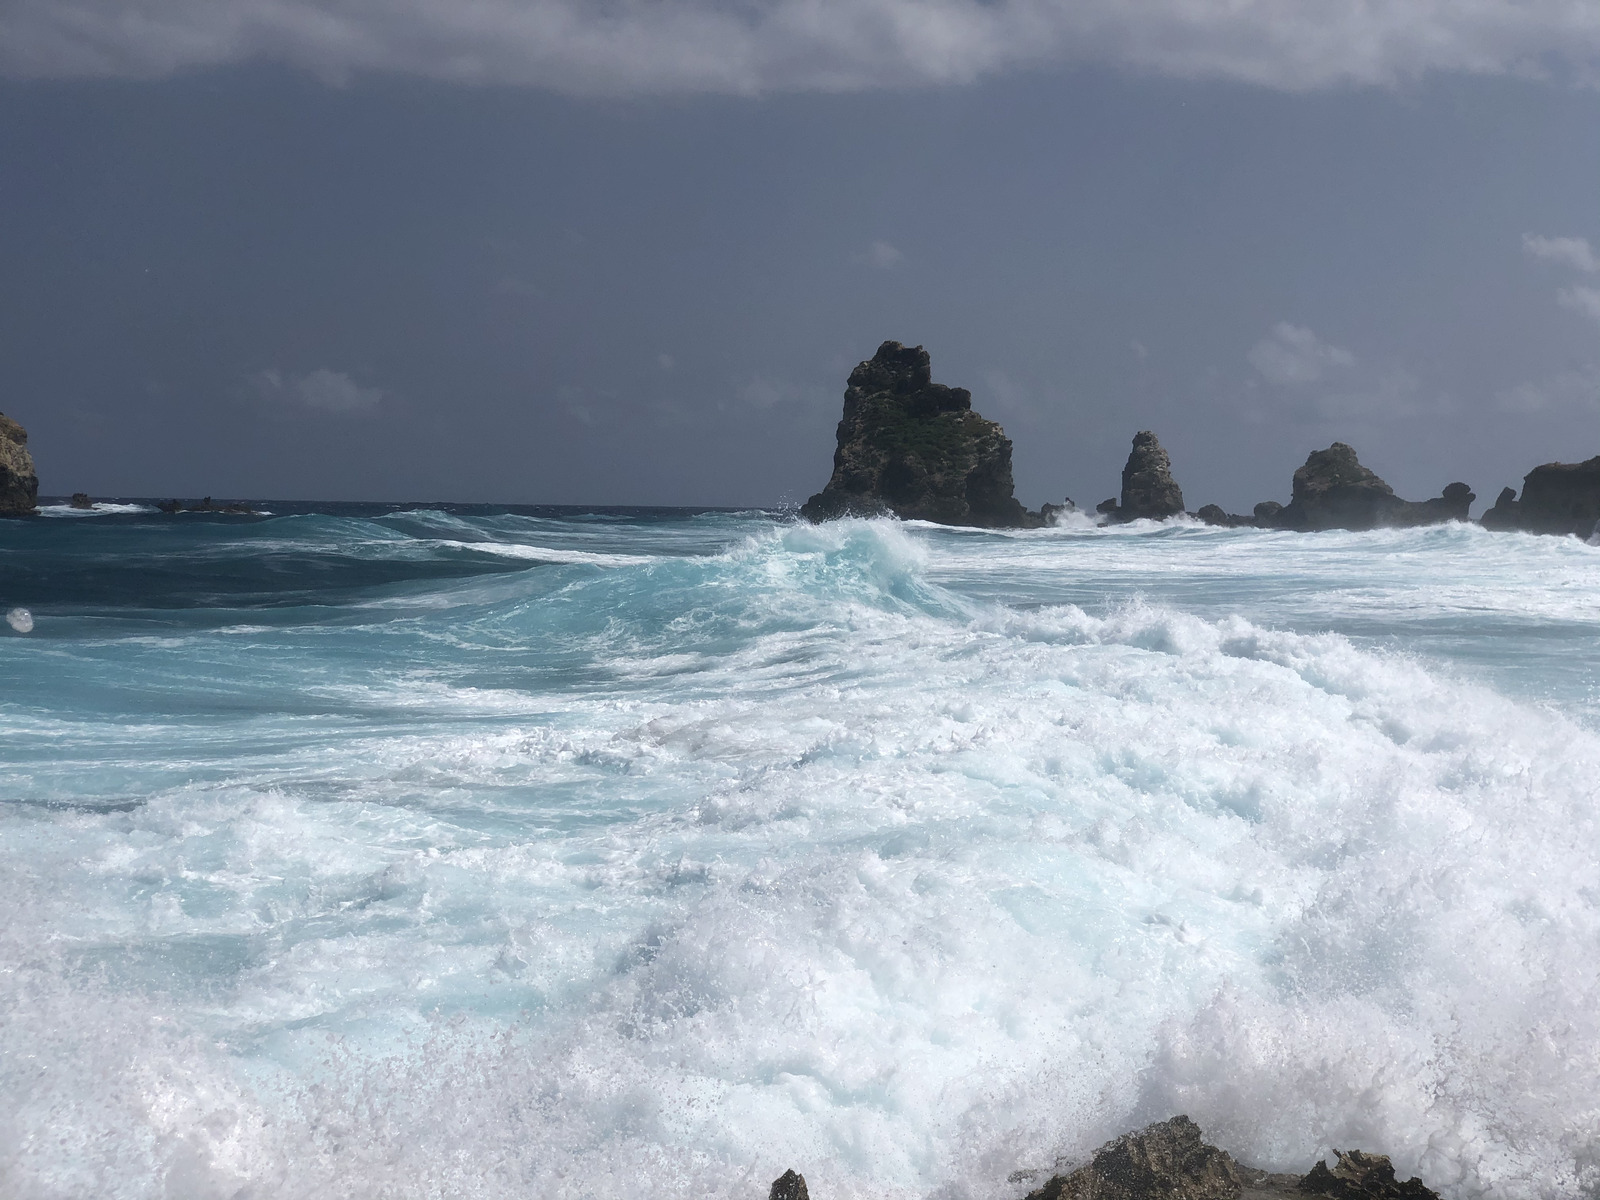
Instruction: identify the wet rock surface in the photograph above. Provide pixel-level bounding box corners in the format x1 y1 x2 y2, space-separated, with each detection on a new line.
801 342 1034 528
0 412 39 517
768 1169 809 1200
1019 1118 1441 1200
1114 431 1185 521
1024 1116 1249 1200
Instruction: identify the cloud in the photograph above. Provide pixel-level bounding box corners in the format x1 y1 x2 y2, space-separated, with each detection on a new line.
5 0 1600 93
1246 323 1355 386
1497 365 1600 413
1313 368 1455 421
854 241 904 269
248 367 383 414
1558 285 1600 324
1523 234 1599 273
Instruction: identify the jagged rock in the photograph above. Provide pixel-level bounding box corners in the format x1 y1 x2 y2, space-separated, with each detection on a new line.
768 1169 809 1200
1297 1150 1439 1199
1268 444 1472 531
0 412 39 517
1024 1116 1249 1200
1114 431 1185 521
1020 1118 1440 1200
1479 485 1521 532
70 492 93 509
1253 501 1284 526
801 342 1035 528
1481 457 1600 537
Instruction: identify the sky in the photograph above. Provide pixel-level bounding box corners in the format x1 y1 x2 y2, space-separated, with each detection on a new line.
1 2 1598 511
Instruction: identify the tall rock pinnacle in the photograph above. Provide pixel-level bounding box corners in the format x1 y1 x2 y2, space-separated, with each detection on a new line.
801 342 1032 527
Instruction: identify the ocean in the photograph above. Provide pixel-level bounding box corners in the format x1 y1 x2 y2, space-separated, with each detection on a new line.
2 503 1597 1199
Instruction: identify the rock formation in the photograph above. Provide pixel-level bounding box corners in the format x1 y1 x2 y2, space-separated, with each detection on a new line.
768 1169 809 1200
1268 444 1472 531
70 492 93 509
1480 456 1600 537
1112 431 1185 521
0 412 39 517
801 342 1034 527
1020 1117 1440 1200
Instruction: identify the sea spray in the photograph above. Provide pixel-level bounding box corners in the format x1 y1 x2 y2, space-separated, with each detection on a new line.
1 507 1597 1198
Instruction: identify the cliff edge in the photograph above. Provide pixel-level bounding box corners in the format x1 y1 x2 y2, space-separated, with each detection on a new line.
0 413 39 517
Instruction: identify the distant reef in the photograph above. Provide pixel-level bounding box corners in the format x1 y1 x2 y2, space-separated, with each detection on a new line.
762 1115 1442 1200
0 412 39 517
801 342 1038 528
799 346 1500 535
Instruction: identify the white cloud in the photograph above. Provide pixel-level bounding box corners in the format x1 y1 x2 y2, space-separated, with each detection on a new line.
1558 285 1600 324
859 241 904 269
248 367 383 414
1314 368 1455 421
1523 234 1599 273
5 0 1600 93
1246 322 1355 386
1497 366 1600 413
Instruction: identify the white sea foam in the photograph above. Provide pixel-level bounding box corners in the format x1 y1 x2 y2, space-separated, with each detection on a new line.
36 501 159 516
434 538 658 566
0 515 1597 1198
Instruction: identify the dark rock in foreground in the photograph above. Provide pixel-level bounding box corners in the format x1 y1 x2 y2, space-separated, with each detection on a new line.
768 1169 809 1200
802 342 1034 528
1268 444 1472 532
1024 1115 1249 1200
1112 431 1185 521
1021 1117 1440 1200
0 412 39 517
1480 457 1600 537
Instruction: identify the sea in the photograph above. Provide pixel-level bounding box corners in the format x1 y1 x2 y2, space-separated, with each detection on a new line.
2 501 1598 1200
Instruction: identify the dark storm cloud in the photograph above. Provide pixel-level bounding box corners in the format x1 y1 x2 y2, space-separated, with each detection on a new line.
5 0 1600 93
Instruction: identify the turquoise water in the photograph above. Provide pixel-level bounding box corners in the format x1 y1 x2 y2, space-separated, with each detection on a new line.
2 504 1598 1199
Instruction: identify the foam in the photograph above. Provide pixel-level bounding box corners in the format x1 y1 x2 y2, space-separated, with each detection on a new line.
1 514 1598 1198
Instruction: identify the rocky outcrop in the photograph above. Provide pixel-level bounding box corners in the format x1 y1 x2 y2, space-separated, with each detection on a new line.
1269 444 1472 531
1023 1116 1250 1200
1113 431 1185 521
0 412 39 517
1480 457 1600 537
768 1170 809 1200
1020 1117 1440 1200
802 342 1033 527
157 497 261 515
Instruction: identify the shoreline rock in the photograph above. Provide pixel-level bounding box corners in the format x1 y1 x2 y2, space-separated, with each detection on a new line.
765 1115 1441 1200
0 412 39 517
802 342 1038 528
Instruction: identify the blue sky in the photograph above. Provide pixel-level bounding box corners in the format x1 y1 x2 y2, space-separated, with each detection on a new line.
2 3 1598 509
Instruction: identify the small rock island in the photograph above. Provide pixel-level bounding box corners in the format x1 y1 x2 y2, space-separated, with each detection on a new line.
801 342 1035 527
0 412 39 517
